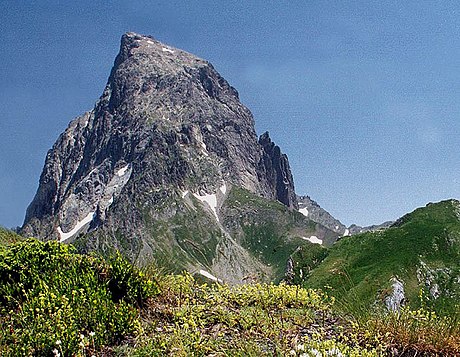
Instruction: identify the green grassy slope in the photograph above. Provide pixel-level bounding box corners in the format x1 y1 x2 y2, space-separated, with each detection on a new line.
221 186 337 281
75 186 338 284
304 199 460 312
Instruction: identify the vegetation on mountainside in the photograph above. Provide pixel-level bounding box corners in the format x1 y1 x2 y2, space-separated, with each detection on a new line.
290 243 329 284
303 200 460 314
290 199 460 355
223 187 337 281
351 305 460 355
74 186 337 284
0 226 22 246
0 238 158 356
1 198 460 357
0 235 380 356
116 273 380 356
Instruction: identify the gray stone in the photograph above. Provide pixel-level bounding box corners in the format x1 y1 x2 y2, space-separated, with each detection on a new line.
384 277 405 312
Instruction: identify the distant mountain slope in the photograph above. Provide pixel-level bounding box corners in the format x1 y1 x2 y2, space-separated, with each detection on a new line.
299 199 460 311
21 33 337 283
296 195 393 242
297 195 347 237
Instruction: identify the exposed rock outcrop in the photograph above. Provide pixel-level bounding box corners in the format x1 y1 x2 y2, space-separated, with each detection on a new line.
296 195 393 239
384 277 406 311
258 132 297 209
22 33 291 239
297 195 346 235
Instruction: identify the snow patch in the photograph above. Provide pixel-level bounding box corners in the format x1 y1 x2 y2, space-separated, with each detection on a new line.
181 190 189 198
162 47 175 54
219 182 227 195
193 191 218 221
199 269 222 283
116 164 129 177
57 211 95 242
343 229 350 236
299 207 309 217
200 142 209 156
301 236 323 245
108 196 114 205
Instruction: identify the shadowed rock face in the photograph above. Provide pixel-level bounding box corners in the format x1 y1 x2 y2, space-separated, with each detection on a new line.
21 33 322 283
258 132 298 210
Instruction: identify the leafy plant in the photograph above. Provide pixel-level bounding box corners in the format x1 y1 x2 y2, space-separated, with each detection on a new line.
0 239 158 356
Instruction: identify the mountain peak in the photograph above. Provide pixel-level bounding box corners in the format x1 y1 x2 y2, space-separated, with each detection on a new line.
21 33 318 283
116 32 204 67
102 32 240 115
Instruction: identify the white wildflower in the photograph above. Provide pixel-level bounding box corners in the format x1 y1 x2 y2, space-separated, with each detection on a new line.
327 347 343 356
309 349 321 357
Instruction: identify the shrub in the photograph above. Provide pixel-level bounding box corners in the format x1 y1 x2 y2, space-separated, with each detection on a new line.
0 239 159 356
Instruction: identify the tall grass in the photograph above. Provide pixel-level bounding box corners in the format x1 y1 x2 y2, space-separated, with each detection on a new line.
335 286 460 355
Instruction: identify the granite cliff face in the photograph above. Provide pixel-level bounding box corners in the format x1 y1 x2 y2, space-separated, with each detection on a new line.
22 33 333 283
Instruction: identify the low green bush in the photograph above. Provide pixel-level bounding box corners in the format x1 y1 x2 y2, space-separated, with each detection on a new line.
0 239 159 356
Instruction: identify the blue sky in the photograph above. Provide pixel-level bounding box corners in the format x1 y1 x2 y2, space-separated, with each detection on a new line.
1 1 459 228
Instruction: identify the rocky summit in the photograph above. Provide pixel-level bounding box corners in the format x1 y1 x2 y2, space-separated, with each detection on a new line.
22 33 338 283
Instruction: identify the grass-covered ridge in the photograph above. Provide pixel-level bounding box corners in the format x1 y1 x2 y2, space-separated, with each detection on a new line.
304 199 460 313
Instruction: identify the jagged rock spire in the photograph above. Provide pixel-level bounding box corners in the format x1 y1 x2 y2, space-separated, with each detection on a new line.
258 131 298 209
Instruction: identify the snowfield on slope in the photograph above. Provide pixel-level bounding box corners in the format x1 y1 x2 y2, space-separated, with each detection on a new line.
301 235 323 245
199 269 223 283
193 183 227 222
57 211 95 242
299 207 309 217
